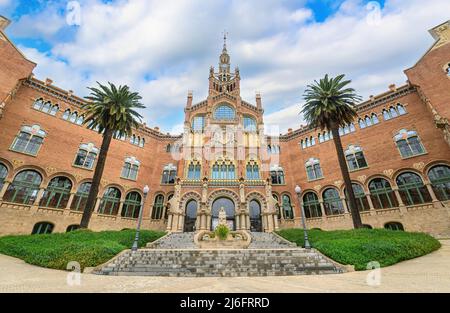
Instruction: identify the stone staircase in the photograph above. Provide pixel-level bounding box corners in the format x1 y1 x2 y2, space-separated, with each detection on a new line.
146 232 197 249
248 232 297 249
93 232 345 277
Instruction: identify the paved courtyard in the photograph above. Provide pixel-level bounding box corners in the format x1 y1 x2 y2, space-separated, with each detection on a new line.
0 240 449 293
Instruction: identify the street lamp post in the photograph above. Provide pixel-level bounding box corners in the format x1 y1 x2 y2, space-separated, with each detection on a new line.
132 185 150 252
295 185 311 250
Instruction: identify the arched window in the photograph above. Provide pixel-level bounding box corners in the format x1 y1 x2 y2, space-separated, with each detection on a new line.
121 157 140 180
139 138 145 148
187 161 201 180
396 172 432 205
246 160 260 180
62 109 71 120
0 163 8 190
162 164 177 184
323 188 344 216
243 116 257 132
4 170 42 204
40 176 72 209
192 115 205 132
33 98 44 110
98 187 121 215
121 192 142 218
211 158 235 180
345 145 368 171
394 129 425 158
50 105 59 116
73 143 98 169
42 101 51 113
151 194 165 219
369 178 398 209
389 106 398 118
428 165 450 201
345 183 370 212
364 116 372 127
397 104 407 115
76 115 84 125
384 222 404 231
214 104 235 120
270 165 285 185
32 222 54 235
282 195 294 219
358 119 366 129
305 158 323 181
371 113 379 124
71 182 91 211
318 133 324 143
303 192 322 218
382 109 390 121
69 112 78 123
10 125 46 156
66 224 80 232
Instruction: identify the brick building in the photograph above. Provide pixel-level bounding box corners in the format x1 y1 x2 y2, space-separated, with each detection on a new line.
0 17 449 237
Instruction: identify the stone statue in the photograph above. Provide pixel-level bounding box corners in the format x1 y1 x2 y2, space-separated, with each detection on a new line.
218 207 227 226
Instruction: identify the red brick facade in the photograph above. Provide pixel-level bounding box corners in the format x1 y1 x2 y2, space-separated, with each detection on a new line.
0 19 449 237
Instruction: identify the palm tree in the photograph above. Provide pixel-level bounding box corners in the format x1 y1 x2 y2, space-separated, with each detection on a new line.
79 82 145 228
302 74 363 229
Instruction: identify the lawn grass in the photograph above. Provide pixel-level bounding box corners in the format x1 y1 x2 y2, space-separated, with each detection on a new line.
0 229 165 271
277 228 441 270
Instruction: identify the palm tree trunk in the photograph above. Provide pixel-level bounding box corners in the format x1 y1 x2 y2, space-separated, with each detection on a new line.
80 128 114 228
330 126 363 229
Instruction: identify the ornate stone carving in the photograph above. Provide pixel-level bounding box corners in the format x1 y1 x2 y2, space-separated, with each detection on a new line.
357 175 367 184
334 180 343 188
432 22 450 50
74 174 83 182
383 169 394 178
100 179 109 187
314 185 322 191
413 162 425 171
12 159 24 167
0 102 5 119
246 191 268 213
45 166 57 175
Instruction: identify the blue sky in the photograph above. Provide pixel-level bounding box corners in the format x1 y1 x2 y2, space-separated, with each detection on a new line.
0 0 447 134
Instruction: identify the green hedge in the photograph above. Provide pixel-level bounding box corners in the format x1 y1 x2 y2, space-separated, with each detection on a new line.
0 229 165 271
277 228 441 270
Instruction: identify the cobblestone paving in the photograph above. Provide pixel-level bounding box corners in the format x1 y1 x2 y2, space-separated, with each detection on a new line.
0 240 449 293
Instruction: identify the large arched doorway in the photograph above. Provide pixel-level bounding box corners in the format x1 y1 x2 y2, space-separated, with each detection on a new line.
211 197 235 230
184 200 198 232
249 200 263 232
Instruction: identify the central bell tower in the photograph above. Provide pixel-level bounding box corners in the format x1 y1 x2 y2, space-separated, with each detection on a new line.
208 32 241 97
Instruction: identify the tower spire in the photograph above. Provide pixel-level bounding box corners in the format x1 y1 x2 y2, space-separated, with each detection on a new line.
219 31 230 73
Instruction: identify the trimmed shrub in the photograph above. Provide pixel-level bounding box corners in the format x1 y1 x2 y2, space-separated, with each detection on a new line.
276 228 441 271
0 229 165 271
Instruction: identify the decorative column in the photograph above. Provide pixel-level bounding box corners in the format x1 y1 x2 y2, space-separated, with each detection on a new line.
425 182 443 208
267 214 274 232
33 188 46 206
319 200 326 219
235 214 240 230
341 196 349 214
392 187 406 215
94 197 102 213
65 192 75 210
0 181 11 200
365 192 376 216
166 214 173 232
118 200 125 216
273 214 280 231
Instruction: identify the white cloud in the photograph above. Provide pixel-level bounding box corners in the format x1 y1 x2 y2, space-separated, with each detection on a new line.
11 0 450 134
